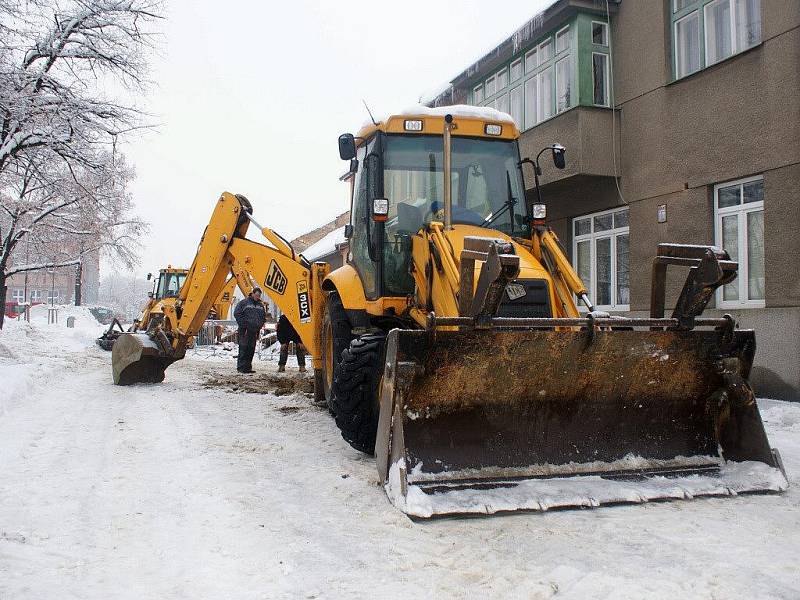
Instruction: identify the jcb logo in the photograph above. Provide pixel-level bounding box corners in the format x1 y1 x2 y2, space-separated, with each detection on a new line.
296 281 311 323
265 260 287 295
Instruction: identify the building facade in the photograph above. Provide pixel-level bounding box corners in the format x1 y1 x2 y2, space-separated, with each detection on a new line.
427 0 800 399
5 249 101 307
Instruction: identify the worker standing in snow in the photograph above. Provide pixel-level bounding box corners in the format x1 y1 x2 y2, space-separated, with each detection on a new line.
233 288 266 374
276 314 306 373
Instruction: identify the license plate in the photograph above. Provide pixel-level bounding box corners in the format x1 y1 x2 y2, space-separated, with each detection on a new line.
506 283 526 301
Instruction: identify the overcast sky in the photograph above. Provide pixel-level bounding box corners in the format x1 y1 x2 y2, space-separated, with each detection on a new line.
123 0 553 274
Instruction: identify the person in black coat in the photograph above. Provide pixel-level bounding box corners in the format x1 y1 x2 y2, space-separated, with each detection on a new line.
276 314 306 372
233 288 267 373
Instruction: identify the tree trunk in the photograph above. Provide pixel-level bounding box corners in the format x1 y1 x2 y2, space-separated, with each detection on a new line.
74 262 82 306
0 276 7 330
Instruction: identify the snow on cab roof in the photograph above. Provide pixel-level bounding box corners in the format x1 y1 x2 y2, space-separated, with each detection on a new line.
362 104 514 130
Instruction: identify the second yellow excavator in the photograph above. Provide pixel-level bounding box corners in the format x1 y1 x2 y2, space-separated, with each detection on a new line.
111 106 787 517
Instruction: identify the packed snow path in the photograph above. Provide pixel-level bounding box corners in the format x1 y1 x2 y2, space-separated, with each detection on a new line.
1 317 799 599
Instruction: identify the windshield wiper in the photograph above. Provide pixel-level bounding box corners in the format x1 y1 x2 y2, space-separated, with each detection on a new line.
482 172 517 232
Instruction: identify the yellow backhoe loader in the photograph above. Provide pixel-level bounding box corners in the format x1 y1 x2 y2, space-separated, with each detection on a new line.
98 267 238 351
112 106 787 517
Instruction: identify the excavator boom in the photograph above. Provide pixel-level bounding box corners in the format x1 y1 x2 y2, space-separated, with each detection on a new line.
112 193 327 385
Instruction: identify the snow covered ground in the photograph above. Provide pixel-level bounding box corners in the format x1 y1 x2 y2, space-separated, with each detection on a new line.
1 313 799 599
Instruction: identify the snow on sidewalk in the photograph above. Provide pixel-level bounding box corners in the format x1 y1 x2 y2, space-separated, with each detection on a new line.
0 317 799 599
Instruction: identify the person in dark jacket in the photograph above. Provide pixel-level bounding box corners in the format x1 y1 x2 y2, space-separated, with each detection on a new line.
233 288 267 373
276 314 306 373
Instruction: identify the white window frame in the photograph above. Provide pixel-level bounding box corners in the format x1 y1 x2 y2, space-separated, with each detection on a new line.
592 52 610 107
555 25 570 54
46 289 60 304
473 84 484 104
30 289 41 302
572 207 630 312
592 21 609 46
704 0 735 67
11 288 24 302
714 175 765 309
524 76 537 130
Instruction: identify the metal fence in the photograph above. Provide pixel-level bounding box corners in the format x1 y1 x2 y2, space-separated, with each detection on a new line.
189 320 284 362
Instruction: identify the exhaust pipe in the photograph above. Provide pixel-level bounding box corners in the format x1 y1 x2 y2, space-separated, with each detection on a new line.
443 114 454 230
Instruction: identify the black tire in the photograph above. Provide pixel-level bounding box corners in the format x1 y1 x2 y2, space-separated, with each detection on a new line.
320 293 352 411
330 333 386 454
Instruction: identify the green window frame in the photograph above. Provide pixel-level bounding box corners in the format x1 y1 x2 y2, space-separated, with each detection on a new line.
671 0 762 80
466 13 615 131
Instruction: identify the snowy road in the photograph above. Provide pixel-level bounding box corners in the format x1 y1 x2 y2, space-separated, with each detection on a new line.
1 317 800 599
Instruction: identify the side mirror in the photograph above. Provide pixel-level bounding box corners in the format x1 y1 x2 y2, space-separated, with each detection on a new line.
338 133 356 160
552 145 566 169
146 272 152 281
147 291 154 298
344 224 354 239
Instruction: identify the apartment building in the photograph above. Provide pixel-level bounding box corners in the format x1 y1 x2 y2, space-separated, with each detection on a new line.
426 0 800 398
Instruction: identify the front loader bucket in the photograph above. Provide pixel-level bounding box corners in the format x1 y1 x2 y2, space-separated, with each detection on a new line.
376 327 787 518
112 333 176 385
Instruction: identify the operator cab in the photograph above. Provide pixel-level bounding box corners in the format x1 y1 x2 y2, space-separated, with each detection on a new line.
339 108 532 299
154 269 188 300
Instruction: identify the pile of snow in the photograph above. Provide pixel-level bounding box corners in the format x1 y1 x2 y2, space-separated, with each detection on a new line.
0 305 105 414
300 226 347 263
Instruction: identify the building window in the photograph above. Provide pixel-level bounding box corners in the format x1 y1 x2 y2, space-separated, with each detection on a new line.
555 26 570 54
46 290 60 304
675 11 701 77
509 85 523 127
524 77 537 129
573 207 630 310
539 38 553 63
11 289 24 302
510 58 523 82
496 67 508 90
592 52 609 106
485 75 496 97
714 176 764 307
473 84 484 104
496 91 509 115
537 67 553 121
555 57 571 113
525 48 538 73
592 21 608 46
31 289 41 302
673 0 761 79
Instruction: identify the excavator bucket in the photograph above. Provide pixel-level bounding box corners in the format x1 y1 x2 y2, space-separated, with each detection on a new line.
376 324 788 518
112 333 176 385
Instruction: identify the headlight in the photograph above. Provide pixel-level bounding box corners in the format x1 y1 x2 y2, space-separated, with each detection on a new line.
532 204 547 219
404 120 423 131
484 123 502 136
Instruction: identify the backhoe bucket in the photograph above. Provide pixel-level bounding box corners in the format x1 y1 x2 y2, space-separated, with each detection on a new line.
112 333 176 385
376 326 787 518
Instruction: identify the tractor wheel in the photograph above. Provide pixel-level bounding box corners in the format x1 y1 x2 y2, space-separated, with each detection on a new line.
330 333 386 455
319 293 352 411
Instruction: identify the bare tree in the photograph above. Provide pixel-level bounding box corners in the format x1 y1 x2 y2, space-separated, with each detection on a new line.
0 0 161 327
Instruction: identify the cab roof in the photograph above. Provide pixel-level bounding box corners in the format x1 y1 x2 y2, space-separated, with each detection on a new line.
355 104 519 144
